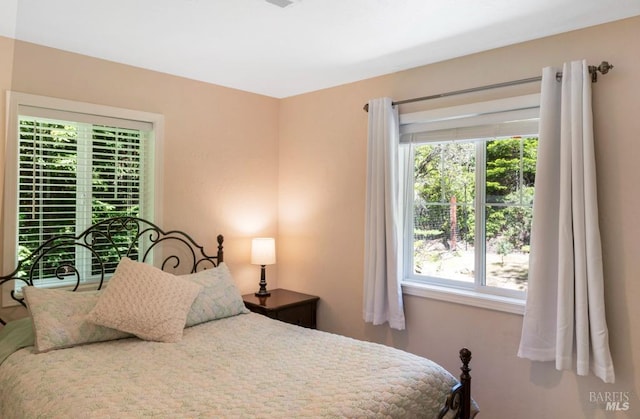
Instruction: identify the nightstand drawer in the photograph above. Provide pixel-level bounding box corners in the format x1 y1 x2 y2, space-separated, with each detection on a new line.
242 288 319 329
275 304 314 327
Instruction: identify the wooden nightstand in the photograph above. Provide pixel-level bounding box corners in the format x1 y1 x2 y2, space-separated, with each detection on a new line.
242 288 319 329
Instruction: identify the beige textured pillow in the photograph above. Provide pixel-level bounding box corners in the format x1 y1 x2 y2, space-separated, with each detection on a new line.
87 257 202 342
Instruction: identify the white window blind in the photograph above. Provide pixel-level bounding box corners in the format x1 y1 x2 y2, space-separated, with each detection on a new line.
16 115 152 285
399 93 540 144
2 93 162 301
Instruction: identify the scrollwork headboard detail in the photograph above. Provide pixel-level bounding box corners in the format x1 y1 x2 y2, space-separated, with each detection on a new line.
0 217 223 323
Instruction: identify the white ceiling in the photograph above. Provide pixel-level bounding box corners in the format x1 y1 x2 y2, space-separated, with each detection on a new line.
2 0 639 98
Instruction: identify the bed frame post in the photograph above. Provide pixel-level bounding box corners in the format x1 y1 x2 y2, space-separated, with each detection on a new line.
216 234 224 263
437 347 474 419
459 348 472 418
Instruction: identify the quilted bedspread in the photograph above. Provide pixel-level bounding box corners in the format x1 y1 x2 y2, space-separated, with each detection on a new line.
0 313 462 418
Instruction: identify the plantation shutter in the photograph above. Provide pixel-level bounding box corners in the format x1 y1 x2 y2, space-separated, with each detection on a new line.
15 106 154 283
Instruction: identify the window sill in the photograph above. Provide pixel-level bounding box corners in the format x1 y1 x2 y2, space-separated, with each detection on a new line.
401 281 525 315
1 278 108 308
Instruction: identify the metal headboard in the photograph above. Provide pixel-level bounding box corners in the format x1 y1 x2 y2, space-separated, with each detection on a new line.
0 217 223 323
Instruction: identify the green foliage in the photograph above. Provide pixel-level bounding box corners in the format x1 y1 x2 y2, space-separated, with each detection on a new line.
486 137 537 203
414 136 538 255
414 142 476 203
496 238 514 264
16 119 143 280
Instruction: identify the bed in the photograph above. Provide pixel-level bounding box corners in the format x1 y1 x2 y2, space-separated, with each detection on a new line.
0 217 478 418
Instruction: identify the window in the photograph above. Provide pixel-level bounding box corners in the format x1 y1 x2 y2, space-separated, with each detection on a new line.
2 92 163 302
400 94 539 313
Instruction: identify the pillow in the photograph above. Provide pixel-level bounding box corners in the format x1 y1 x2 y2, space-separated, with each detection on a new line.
184 262 249 327
23 288 131 353
87 257 202 343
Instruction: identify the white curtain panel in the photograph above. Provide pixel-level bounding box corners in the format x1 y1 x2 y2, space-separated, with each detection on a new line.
363 97 406 330
518 60 615 383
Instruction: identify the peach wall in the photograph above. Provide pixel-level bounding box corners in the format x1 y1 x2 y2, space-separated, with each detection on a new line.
0 38 280 320
279 16 640 418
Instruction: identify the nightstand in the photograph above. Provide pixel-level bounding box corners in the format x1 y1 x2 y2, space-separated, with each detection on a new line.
242 288 319 329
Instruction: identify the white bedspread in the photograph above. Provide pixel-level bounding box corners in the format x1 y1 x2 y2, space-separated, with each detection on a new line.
0 313 460 418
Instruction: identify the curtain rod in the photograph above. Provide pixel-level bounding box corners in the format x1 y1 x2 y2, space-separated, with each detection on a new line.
363 61 613 112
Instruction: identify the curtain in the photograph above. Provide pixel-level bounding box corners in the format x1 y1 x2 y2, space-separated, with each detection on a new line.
518 60 615 383
363 97 406 330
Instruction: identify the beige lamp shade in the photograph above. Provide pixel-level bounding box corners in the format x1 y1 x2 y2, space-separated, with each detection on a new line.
251 238 276 265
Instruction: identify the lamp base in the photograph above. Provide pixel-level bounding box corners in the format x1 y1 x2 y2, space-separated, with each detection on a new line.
255 264 271 297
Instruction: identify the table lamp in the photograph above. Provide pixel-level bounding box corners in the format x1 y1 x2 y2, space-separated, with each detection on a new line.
251 238 275 297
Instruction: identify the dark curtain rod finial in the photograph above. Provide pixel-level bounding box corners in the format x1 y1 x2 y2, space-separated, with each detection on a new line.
588 61 613 82
363 60 613 112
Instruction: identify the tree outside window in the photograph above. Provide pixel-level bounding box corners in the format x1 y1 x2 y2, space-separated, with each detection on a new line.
411 136 538 293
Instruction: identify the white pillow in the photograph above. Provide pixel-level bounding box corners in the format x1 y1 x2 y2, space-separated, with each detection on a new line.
87 257 202 342
184 262 249 327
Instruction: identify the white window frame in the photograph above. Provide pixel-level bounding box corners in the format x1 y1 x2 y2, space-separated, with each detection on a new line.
2 92 164 307
399 94 540 315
